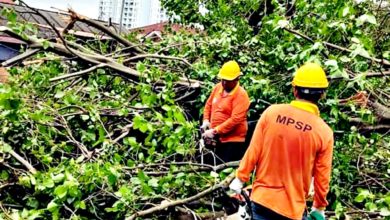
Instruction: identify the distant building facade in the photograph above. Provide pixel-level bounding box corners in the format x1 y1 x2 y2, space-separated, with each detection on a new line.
98 0 168 29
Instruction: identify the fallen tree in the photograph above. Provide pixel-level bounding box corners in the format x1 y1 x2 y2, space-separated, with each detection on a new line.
0 0 389 219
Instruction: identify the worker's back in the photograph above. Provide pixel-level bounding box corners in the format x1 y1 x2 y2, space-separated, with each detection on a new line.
238 102 333 219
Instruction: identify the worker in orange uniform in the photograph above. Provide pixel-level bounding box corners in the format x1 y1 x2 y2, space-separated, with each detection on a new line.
229 63 333 220
201 60 250 165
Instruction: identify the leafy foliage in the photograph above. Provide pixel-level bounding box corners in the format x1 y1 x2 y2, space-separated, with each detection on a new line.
161 0 390 218
1 0 390 219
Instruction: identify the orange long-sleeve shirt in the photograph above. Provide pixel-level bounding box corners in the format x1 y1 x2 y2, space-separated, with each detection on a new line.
203 83 250 143
237 100 333 220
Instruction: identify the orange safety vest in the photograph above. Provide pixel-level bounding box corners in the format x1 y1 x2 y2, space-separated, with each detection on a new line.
203 82 250 143
237 100 333 219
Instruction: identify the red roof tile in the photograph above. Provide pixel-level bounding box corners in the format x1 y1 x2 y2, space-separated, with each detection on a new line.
0 35 25 44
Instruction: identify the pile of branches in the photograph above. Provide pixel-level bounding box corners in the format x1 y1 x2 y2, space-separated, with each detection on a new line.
0 3 238 220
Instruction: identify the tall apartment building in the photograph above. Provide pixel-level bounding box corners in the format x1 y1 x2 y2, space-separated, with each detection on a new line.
98 0 168 29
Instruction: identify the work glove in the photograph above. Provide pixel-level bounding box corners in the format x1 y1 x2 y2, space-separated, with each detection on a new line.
203 129 216 139
200 120 210 130
308 207 325 220
229 177 244 194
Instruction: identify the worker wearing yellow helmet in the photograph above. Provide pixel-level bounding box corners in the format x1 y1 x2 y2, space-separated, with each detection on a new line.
230 63 333 220
201 60 250 165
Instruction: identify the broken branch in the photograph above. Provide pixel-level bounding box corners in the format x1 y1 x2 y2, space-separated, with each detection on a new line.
8 149 37 174
1 48 40 67
125 173 235 220
0 26 201 88
49 64 107 82
330 70 390 80
124 54 193 67
68 9 145 54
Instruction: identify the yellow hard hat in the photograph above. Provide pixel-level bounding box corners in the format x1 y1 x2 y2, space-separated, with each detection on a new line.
218 61 241 80
292 63 329 88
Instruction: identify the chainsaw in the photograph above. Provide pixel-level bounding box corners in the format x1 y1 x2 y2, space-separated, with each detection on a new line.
199 127 218 164
211 186 252 220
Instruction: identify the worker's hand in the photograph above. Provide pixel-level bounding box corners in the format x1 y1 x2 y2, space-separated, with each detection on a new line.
200 120 210 130
310 207 326 220
203 129 216 139
307 177 314 201
229 177 244 194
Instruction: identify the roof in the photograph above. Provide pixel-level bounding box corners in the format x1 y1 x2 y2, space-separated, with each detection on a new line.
0 35 25 44
130 22 198 36
0 2 126 40
0 0 13 4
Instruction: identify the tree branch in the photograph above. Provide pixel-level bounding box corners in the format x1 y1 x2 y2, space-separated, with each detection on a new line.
124 161 239 175
62 19 76 35
125 173 235 220
8 149 37 174
284 28 390 66
112 124 133 144
330 70 390 80
124 54 192 67
68 9 145 54
349 118 390 132
1 48 41 67
49 64 107 82
0 26 201 88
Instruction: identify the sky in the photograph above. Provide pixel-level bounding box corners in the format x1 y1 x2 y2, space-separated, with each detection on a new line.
23 0 100 19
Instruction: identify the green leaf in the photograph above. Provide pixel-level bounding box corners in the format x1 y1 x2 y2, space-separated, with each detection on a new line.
380 207 390 217
124 137 138 147
27 209 42 219
108 174 117 186
54 185 67 198
342 6 349 17
117 185 130 197
325 60 338 68
26 197 39 209
355 189 371 202
148 178 159 188
47 200 58 212
385 195 390 206
54 91 65 99
162 105 171 112
138 152 144 160
68 186 80 198
2 143 12 153
276 19 289 28
210 171 219 178
334 201 344 218
81 115 89 121
43 178 55 188
221 168 233 174
356 14 377 26
174 110 186 123
41 40 50 50
176 145 186 155
137 170 148 182
351 46 370 58
78 201 86 210
365 202 377 211
52 173 65 183
0 170 9 180
6 10 17 23
136 62 146 73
